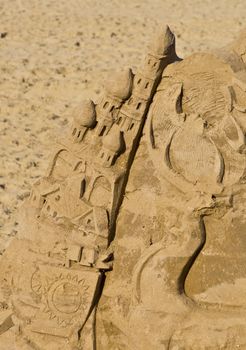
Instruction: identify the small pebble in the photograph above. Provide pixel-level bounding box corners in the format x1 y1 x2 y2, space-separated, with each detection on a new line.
0 32 8 38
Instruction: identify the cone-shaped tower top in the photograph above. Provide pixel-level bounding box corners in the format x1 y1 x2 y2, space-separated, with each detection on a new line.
73 99 96 128
150 25 176 57
102 127 123 154
105 68 133 100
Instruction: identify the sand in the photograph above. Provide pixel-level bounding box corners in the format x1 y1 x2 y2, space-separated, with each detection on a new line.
0 0 245 253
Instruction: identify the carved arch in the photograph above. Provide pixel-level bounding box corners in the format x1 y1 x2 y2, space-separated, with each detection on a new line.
87 175 112 209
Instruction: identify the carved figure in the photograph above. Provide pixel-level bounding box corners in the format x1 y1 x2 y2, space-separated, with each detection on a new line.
1 25 246 350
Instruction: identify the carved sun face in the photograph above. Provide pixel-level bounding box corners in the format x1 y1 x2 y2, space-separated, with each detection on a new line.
38 267 100 328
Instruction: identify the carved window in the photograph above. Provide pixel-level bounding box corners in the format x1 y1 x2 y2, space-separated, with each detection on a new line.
136 102 141 110
153 61 158 68
107 155 111 162
110 106 114 112
77 130 81 138
101 152 104 158
103 101 109 109
80 179 86 198
129 123 134 130
99 125 107 136
72 128 77 136
137 78 141 84
145 82 149 89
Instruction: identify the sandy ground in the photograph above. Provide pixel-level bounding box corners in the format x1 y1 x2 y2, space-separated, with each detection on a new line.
0 0 245 253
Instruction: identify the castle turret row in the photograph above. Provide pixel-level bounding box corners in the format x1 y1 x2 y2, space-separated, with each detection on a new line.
69 25 177 168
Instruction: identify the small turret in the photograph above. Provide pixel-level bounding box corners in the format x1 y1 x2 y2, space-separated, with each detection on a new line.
96 69 133 136
103 129 122 153
98 127 124 167
74 99 96 128
71 99 96 142
115 25 179 137
105 68 133 101
142 25 177 79
150 25 176 57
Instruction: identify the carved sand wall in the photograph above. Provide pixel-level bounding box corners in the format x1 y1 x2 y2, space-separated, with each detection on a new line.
1 25 246 350
96 29 246 350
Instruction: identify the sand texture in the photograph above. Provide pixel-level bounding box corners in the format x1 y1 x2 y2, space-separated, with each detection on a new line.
0 1 246 349
0 0 245 252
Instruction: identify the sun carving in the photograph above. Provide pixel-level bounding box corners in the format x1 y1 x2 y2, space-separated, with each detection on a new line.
42 271 90 327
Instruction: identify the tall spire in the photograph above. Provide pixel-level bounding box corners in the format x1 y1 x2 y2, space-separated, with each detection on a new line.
150 25 176 57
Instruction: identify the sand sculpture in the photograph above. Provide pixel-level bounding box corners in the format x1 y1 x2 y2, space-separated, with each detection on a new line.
1 25 246 349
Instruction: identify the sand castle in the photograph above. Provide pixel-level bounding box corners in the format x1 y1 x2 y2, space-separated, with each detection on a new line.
1 25 246 349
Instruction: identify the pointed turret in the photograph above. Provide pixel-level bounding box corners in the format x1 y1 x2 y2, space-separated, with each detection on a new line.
98 127 124 167
71 99 97 143
96 69 133 137
105 68 133 101
103 127 123 154
150 25 176 57
117 25 178 132
73 99 96 128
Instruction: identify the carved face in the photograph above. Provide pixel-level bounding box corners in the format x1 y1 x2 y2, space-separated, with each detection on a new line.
147 53 246 197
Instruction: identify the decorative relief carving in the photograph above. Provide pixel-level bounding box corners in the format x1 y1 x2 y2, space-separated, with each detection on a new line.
1 24 246 350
